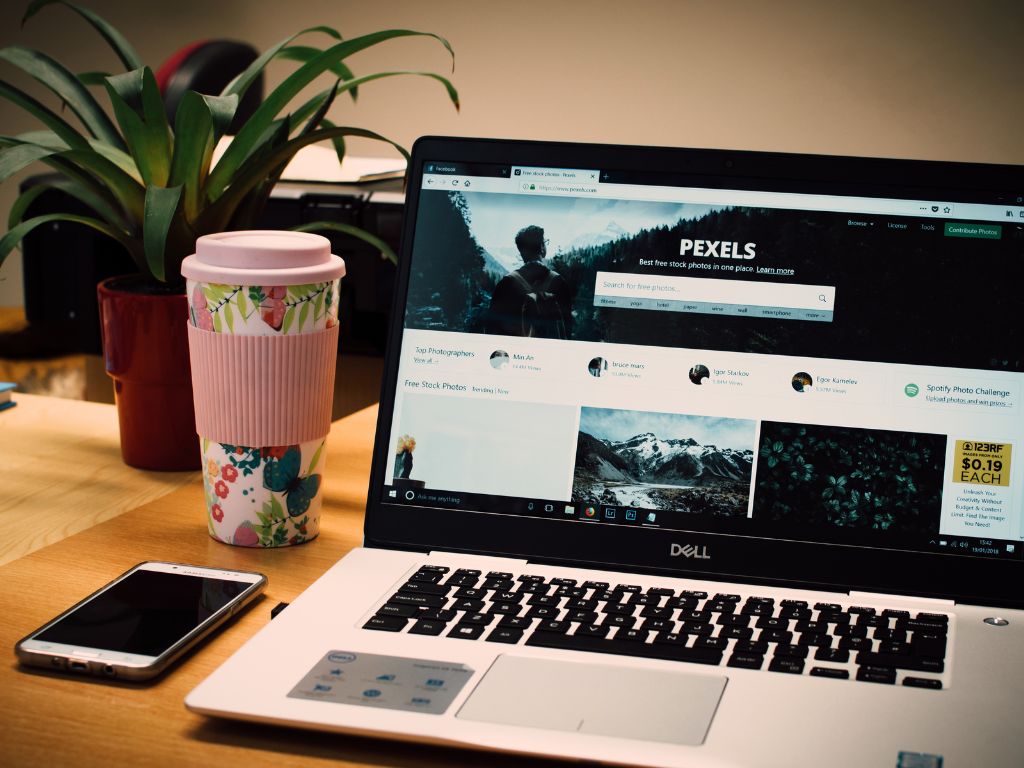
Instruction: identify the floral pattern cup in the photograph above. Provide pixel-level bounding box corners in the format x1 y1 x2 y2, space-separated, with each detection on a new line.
182 231 345 547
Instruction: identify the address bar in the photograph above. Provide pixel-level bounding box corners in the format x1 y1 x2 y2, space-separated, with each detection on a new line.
594 272 837 311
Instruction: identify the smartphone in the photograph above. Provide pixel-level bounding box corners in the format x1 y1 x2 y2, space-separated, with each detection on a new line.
15 561 267 681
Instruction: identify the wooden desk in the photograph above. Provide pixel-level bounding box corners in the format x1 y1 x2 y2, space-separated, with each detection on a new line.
0 403 548 768
0 393 198 566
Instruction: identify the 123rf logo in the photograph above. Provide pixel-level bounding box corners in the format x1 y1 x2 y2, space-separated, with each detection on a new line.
954 441 1011 486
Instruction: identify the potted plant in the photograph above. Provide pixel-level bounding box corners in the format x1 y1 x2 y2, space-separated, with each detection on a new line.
0 0 457 470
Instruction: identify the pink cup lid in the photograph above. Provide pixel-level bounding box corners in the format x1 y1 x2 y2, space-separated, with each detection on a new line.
180 230 346 285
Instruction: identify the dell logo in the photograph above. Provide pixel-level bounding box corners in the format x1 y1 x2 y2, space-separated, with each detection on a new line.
670 543 711 559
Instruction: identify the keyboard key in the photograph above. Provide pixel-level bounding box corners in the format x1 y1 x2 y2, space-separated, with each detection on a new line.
576 624 610 639
525 606 559 620
728 653 764 669
516 582 550 595
418 608 457 622
903 677 942 689
814 647 849 663
549 577 577 587
873 628 908 643
448 623 485 640
389 593 447 608
615 584 643 593
797 633 832 648
486 627 524 644
648 587 677 597
517 574 544 582
529 594 561 607
833 624 868 638
773 644 808 659
487 570 514 579
640 618 673 632
537 620 571 634
882 609 911 619
556 586 587 599
565 599 598 611
453 598 485 613
814 602 842 612
601 602 635 616
408 619 446 636
409 570 445 583
735 640 769 655
617 629 649 643
704 600 736 614
582 581 610 591
817 611 850 625
768 657 804 674
741 603 774 617
856 652 944 673
491 591 523 604
418 565 450 572
838 636 872 651
915 612 949 624
846 606 876 616
460 612 494 626
487 602 521 616
758 629 793 645
641 606 674 619
376 603 418 618
680 589 708 599
781 599 808 608
454 587 487 599
718 625 754 641
795 620 829 633
912 633 948 659
713 593 742 602
810 666 849 679
399 582 451 596
481 578 514 591
679 621 714 636
566 610 599 624
856 665 896 684
716 613 751 627
363 616 408 632
778 606 812 620
498 615 532 629
678 609 712 623
602 615 637 630
693 636 729 651
756 616 789 630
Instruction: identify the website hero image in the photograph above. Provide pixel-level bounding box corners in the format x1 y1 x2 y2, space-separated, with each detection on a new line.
386 166 1023 560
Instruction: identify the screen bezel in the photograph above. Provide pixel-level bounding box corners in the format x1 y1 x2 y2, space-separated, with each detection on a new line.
18 561 266 667
365 136 1024 608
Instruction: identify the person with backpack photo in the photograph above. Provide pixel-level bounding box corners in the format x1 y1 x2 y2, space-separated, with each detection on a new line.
486 225 573 339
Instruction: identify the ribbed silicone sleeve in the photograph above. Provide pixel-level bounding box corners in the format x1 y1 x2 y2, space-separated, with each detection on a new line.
187 323 339 446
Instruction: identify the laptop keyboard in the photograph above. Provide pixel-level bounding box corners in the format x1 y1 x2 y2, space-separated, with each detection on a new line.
363 565 950 689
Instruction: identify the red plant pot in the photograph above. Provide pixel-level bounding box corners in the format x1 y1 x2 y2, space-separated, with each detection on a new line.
97 276 200 471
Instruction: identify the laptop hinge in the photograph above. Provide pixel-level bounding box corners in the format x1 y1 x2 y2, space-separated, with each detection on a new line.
847 590 956 607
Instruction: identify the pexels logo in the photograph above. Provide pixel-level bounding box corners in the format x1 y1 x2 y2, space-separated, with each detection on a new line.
680 239 756 259
670 542 711 559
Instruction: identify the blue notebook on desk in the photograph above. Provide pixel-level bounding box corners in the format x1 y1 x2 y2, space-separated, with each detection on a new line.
0 382 16 412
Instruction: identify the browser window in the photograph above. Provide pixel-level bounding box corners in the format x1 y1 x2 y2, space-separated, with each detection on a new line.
384 161 1023 562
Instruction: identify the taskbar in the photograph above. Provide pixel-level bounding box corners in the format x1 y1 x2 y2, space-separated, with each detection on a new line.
381 484 1023 562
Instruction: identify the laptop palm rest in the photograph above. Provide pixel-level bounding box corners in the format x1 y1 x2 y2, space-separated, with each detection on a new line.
456 655 727 745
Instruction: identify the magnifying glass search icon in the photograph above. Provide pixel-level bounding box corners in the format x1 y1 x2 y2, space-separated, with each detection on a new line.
818 294 828 303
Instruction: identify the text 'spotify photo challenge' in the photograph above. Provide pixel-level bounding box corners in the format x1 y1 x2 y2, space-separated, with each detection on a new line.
572 407 756 516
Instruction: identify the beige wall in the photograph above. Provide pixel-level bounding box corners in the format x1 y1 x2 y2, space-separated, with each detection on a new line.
2 0 1022 306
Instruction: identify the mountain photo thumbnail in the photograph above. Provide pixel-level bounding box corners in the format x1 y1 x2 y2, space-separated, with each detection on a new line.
573 407 756 517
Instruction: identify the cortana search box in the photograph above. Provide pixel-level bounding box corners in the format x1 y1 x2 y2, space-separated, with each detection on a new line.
593 272 837 322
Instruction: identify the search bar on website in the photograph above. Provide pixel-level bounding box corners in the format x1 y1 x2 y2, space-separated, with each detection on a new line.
593 272 837 322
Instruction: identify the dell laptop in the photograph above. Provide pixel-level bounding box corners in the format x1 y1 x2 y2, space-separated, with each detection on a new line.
187 137 1024 767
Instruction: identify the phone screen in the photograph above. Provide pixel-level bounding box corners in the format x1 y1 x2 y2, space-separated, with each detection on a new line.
35 570 249 656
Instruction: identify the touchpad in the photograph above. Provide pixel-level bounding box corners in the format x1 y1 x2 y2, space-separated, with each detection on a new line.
456 655 726 745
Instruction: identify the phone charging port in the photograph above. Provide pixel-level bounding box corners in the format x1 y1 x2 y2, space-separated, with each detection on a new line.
68 660 89 673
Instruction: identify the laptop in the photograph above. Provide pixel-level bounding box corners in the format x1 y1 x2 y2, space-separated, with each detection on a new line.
187 137 1024 768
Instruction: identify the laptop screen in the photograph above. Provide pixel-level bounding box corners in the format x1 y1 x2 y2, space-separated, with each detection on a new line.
375 145 1023 577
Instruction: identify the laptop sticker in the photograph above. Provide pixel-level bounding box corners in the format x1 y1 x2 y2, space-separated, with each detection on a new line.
288 650 474 715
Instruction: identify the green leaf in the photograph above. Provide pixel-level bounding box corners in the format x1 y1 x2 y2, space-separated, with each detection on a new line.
224 301 235 332
105 67 171 185
222 25 341 101
0 80 91 151
236 289 248 318
7 183 48 228
23 1 143 70
0 142 59 182
281 306 295 335
199 126 406 233
213 312 222 333
56 147 145 221
295 219 398 264
313 288 325 319
298 300 310 330
270 494 284 519
143 184 182 282
1 212 136 270
0 45 123 147
208 30 449 197
77 70 111 87
307 441 324 474
167 91 214 221
278 45 359 101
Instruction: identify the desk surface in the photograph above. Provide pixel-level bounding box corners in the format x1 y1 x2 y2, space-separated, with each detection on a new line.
0 401 542 768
